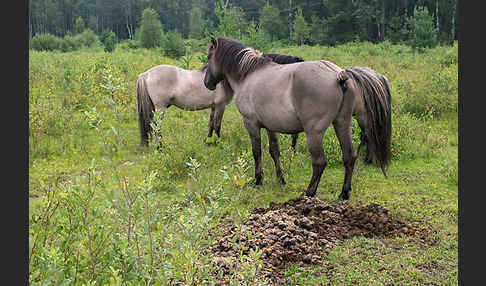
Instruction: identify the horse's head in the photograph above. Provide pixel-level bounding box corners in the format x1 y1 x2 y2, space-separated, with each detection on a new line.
204 38 224 90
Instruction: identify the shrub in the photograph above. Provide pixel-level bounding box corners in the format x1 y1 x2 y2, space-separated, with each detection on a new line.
115 39 141 51
30 33 62 51
59 35 80 52
162 30 186 59
73 28 100 48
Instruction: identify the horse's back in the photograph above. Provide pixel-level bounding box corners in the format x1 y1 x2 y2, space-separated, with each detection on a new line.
140 64 222 110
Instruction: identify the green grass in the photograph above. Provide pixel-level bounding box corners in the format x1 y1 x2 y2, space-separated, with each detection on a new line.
29 41 458 285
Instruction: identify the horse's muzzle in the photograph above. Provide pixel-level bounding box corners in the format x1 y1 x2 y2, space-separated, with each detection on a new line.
204 80 216 91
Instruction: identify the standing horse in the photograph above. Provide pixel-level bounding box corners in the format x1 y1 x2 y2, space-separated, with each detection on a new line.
203 37 391 200
136 64 233 146
137 55 305 147
288 66 392 168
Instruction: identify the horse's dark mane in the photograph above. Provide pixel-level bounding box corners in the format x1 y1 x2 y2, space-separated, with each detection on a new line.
213 37 272 80
263 53 304 64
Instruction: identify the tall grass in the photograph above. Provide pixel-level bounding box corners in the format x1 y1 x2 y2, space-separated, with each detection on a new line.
29 41 458 285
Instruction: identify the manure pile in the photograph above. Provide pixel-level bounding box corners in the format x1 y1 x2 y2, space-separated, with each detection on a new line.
205 195 416 283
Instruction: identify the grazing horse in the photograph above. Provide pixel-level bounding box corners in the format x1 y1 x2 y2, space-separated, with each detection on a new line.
136 55 305 147
203 37 391 200
290 66 392 167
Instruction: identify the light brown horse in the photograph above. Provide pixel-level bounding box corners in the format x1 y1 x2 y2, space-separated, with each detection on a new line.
203 37 391 200
136 64 233 146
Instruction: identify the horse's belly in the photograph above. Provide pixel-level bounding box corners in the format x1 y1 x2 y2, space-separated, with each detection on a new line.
259 113 302 133
171 89 214 110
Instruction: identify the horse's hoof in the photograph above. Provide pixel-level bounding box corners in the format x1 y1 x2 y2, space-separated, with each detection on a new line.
338 191 350 200
205 136 218 145
305 190 316 197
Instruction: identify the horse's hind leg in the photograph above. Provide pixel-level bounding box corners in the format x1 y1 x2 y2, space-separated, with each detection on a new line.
266 130 286 184
305 131 327 197
333 118 358 200
357 115 373 164
243 119 263 185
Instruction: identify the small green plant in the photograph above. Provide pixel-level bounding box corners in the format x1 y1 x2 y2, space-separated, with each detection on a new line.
181 54 193 70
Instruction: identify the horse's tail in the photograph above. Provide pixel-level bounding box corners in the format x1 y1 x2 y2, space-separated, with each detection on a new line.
137 74 155 146
342 66 392 177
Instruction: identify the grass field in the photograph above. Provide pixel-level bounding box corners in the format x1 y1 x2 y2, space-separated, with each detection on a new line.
29 41 458 285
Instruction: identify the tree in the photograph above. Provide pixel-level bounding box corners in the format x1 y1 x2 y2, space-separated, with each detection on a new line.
139 8 163 49
101 29 117 52
242 21 270 51
406 6 438 51
259 2 285 41
162 30 186 59
309 15 325 45
189 1 204 39
292 9 310 45
214 0 247 39
74 16 85 34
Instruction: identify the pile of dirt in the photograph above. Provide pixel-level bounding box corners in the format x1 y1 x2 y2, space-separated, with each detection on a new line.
205 195 416 283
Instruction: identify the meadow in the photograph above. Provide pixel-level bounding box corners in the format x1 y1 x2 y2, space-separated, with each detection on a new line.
29 41 458 285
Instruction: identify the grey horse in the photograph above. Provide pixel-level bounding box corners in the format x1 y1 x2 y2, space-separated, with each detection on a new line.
203 37 391 200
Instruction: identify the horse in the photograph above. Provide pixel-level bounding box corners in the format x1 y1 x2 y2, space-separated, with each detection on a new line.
136 55 305 147
136 64 232 146
203 37 391 200
290 66 392 166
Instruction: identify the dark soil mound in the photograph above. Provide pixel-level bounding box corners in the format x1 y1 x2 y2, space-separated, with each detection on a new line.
205 195 415 283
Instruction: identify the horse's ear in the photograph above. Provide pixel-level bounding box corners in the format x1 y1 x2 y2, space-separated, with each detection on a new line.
211 37 218 49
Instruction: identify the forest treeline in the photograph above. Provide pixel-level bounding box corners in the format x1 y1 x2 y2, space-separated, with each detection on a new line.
29 0 458 50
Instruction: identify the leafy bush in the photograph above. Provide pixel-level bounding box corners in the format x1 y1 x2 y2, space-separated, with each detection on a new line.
73 28 100 48
59 35 80 52
162 30 186 59
115 39 141 51
30 33 62 51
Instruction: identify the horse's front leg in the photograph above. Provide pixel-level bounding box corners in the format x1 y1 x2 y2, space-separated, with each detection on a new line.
267 129 286 184
243 120 263 185
213 103 226 138
207 106 215 139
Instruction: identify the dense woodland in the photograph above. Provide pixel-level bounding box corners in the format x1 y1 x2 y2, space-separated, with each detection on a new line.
29 0 458 46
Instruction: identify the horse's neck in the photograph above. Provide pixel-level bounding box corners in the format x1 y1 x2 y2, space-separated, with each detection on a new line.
223 62 275 95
